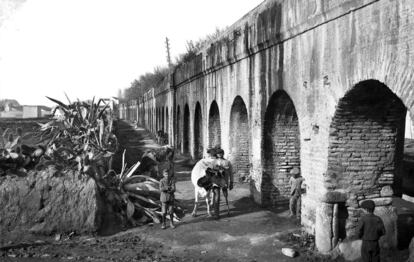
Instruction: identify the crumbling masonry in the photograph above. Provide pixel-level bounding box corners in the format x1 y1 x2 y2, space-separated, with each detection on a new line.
119 0 414 253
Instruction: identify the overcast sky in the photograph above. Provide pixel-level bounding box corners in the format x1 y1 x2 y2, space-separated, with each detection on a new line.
0 0 263 106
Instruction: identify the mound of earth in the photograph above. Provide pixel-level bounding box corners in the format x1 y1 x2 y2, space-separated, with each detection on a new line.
0 166 103 238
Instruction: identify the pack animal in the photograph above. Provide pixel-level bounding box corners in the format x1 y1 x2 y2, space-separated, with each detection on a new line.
190 159 227 217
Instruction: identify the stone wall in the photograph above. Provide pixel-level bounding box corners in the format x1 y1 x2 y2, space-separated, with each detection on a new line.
129 0 414 252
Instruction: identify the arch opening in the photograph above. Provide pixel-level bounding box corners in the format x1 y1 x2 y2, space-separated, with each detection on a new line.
183 104 190 154
194 102 203 160
177 105 181 152
229 96 250 182
262 91 301 207
208 101 221 149
327 80 407 242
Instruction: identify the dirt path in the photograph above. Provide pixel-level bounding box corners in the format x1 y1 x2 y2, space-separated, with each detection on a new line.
1 121 409 261
112 121 307 261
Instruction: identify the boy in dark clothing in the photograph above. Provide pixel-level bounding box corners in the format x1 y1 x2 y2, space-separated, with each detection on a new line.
289 167 305 219
159 169 176 229
357 200 386 262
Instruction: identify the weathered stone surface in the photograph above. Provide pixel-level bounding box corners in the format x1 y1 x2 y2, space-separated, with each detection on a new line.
0 167 102 236
320 191 347 203
338 239 362 261
121 0 414 254
315 203 333 254
408 237 414 262
375 206 398 249
359 197 392 207
380 186 393 197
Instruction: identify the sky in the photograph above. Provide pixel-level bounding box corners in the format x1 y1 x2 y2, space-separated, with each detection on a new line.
0 0 264 106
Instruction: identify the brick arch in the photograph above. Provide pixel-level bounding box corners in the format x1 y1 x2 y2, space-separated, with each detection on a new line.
156 107 159 131
183 104 190 154
262 90 301 206
177 105 181 151
327 80 406 240
194 102 203 160
229 96 250 182
166 107 169 140
161 106 165 132
208 100 221 148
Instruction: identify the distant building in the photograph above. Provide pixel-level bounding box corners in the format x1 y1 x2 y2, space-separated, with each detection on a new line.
0 105 51 119
22 105 51 118
0 104 23 118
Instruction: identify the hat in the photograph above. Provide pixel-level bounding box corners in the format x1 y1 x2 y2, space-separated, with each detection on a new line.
361 200 375 211
207 148 217 155
216 148 224 155
290 167 300 175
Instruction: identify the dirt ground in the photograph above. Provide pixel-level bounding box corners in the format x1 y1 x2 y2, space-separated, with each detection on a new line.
0 121 410 261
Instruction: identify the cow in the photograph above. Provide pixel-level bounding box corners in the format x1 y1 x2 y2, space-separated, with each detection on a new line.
190 158 228 217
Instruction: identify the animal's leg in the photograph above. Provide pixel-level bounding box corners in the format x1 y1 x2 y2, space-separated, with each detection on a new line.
223 188 230 215
206 190 212 217
191 190 199 217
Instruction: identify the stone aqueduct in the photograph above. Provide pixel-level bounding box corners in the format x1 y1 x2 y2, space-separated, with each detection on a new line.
119 0 414 252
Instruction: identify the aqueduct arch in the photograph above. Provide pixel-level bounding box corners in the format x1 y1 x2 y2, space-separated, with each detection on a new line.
177 105 181 151
317 80 407 251
183 104 190 154
262 90 301 207
194 102 203 159
229 96 250 182
161 106 165 132
166 107 169 140
208 101 221 149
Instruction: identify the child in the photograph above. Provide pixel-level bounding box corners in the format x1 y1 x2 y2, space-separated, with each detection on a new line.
159 169 176 229
288 167 305 219
357 200 385 262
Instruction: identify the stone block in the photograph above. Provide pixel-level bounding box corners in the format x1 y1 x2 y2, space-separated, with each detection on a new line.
338 239 362 261
320 191 347 203
408 237 414 262
380 186 393 197
316 203 333 253
359 197 392 207
375 206 398 249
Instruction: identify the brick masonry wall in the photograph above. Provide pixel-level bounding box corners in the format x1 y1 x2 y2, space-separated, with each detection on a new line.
326 80 406 238
194 103 203 159
230 96 250 182
263 91 300 206
135 0 414 251
176 106 181 151
183 105 190 154
208 101 222 148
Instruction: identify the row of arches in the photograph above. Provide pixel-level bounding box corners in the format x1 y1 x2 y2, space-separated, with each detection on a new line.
130 79 412 249
175 97 250 183
172 80 411 211
154 106 170 135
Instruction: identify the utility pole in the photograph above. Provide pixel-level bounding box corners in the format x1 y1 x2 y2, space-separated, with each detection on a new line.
165 37 172 69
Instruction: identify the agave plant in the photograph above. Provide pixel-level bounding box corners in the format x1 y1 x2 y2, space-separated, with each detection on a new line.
101 150 182 225
35 96 116 175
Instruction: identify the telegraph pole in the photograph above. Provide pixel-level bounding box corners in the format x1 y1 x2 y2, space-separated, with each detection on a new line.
165 37 172 69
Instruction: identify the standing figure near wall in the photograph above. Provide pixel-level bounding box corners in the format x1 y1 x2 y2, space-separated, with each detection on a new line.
215 148 234 216
289 167 305 219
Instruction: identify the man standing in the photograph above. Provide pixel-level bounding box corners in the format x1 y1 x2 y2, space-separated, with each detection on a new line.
215 148 234 217
289 167 305 219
